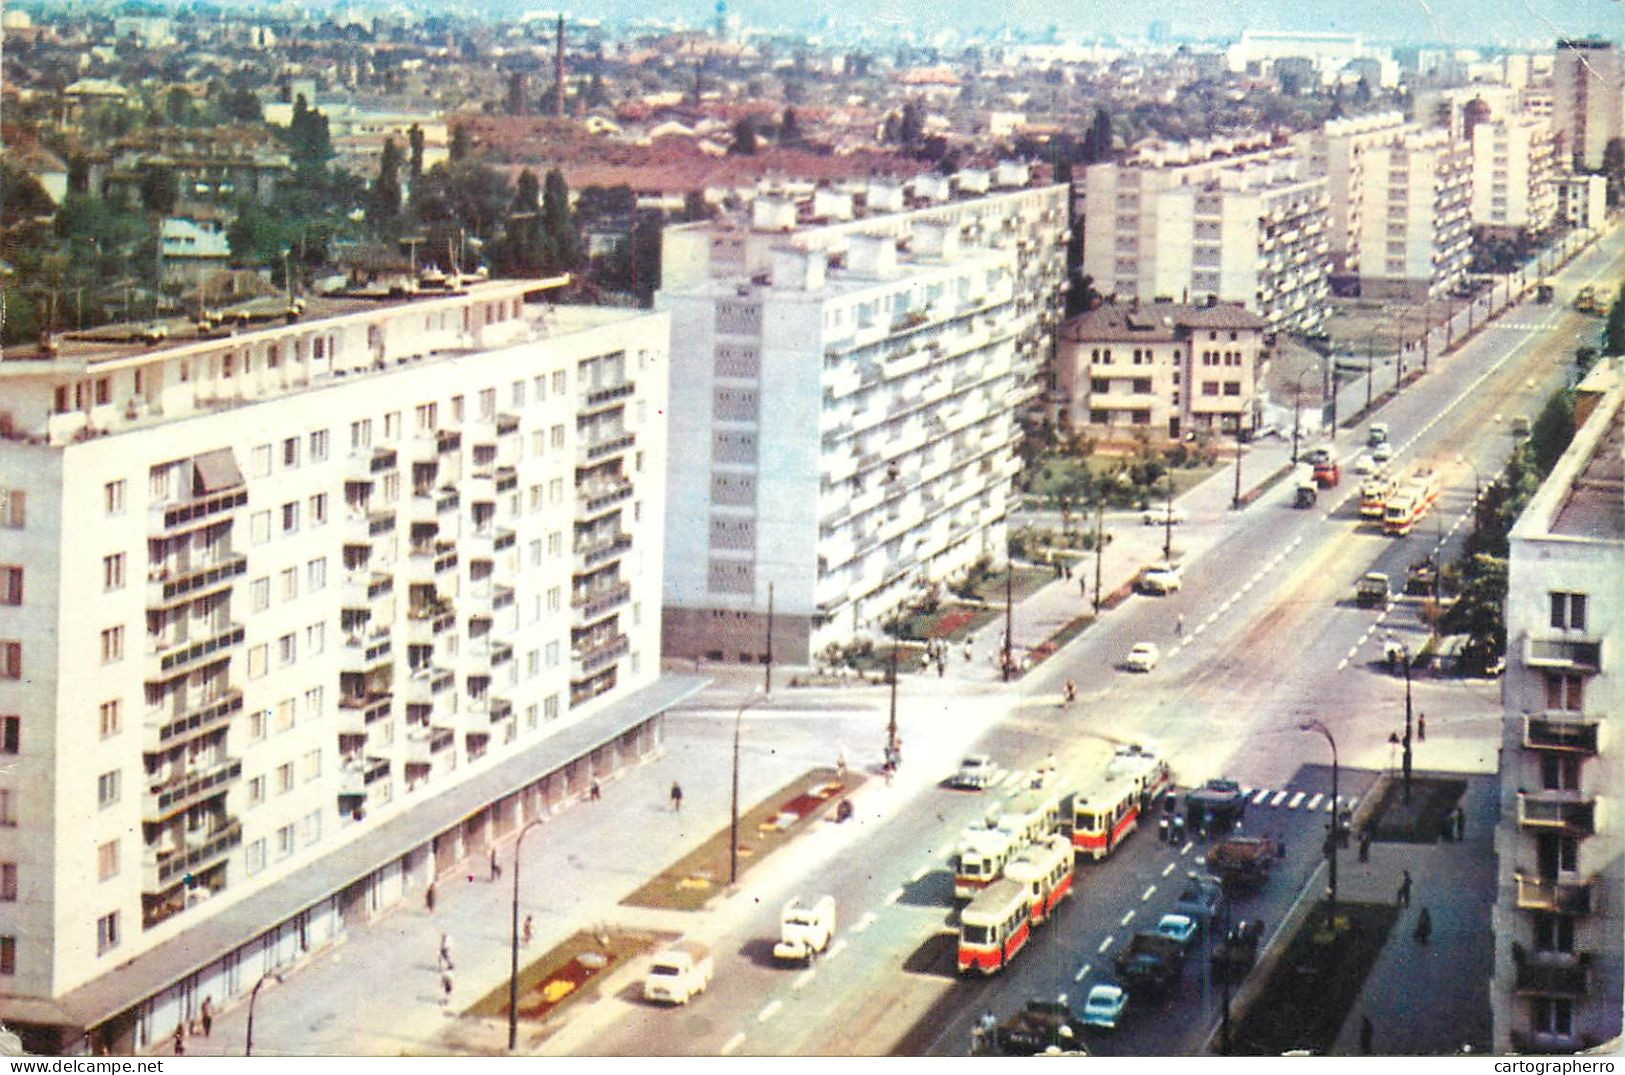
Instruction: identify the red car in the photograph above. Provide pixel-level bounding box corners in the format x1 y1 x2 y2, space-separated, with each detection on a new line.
1313 460 1341 488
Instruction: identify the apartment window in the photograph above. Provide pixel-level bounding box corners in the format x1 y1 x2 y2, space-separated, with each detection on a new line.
307 557 327 591
511 381 525 407
273 698 295 733
551 425 566 450
306 622 325 656
544 694 559 721
351 420 372 450
0 567 20 605
547 532 562 557
1544 672 1583 712
245 839 266 874
98 700 121 739
0 717 17 755
1202 382 1220 397
0 642 18 679
1090 378 1110 394
478 389 496 419
531 431 544 458
283 437 301 469
451 395 465 422
247 775 265 806
545 641 560 668
1132 378 1152 394
415 403 438 431
0 491 23 528
1541 754 1581 792
96 840 118 882
251 511 271 545
1549 592 1588 631
527 650 540 677
1532 998 1573 1037
280 567 299 601
0 791 12 826
310 429 330 462
253 445 272 477
102 554 124 592
248 644 268 679
547 587 561 612
310 493 328 526
104 480 125 516
304 749 322 782
1223 382 1242 396
282 501 300 534
1532 913 1575 954
277 762 294 794
304 686 324 720
278 633 298 667
548 479 564 504
252 577 270 612
100 626 123 665
302 810 321 847
552 371 566 395
276 824 295 859
0 863 15 900
97 770 120 808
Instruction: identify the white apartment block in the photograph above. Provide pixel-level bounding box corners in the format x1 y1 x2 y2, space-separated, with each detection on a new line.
0 280 689 1054
1490 362 1624 1054
1469 115 1557 234
1077 136 1331 335
1555 174 1609 231
1224 30 1399 88
1553 39 1624 170
1299 115 1473 301
1055 301 1268 440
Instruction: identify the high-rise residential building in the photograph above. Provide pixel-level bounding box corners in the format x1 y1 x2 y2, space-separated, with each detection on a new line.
1555 174 1609 230
1490 360 1624 1055
1468 115 1558 234
1552 39 1624 170
1077 136 1331 334
657 174 1066 664
1300 115 1472 301
1055 300 1269 439
0 280 688 1053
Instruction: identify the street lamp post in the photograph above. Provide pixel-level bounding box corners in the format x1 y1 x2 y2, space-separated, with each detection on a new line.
245 971 284 1057
1002 552 1014 683
1299 720 1339 929
507 817 547 1051
1232 429 1244 510
1365 336 1374 410
1092 496 1105 615
1402 646 1414 805
887 613 900 761
1162 470 1174 563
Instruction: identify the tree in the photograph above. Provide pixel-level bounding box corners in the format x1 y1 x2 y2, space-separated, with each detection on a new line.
780 106 802 147
137 165 178 216
1083 107 1113 163
285 95 333 173
1607 282 1625 355
449 124 471 163
506 71 528 116
1528 388 1576 476
408 124 425 185
0 163 57 228
899 99 924 148
368 138 403 234
541 168 579 271
512 169 541 214
730 116 759 155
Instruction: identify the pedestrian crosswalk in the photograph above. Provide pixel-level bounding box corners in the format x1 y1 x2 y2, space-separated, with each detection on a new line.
967 771 1358 814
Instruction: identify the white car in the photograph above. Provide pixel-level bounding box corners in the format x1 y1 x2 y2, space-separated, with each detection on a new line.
951 754 996 790
1154 913 1199 948
1142 505 1189 526
1352 455 1378 476
1371 441 1394 464
1138 563 1182 595
1081 984 1128 1031
1124 643 1161 672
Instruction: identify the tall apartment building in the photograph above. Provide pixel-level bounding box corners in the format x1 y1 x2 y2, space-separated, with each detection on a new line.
1490 361 1624 1054
1552 39 1624 170
1469 115 1557 235
1555 174 1609 230
1054 300 1269 439
1077 136 1331 335
0 280 687 1053
1299 115 1473 301
655 175 1066 664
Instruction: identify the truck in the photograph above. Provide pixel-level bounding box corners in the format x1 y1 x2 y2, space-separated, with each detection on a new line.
1112 931 1186 995
1312 455 1341 489
1405 557 1438 597
1185 779 1247 835
1210 919 1265 982
643 940 715 1005
772 895 835 963
1208 835 1278 891
1356 572 1390 609
1575 285 1606 315
1294 478 1318 509
994 996 1088 1055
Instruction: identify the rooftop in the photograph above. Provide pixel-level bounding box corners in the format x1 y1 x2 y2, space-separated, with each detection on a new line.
1062 300 1267 343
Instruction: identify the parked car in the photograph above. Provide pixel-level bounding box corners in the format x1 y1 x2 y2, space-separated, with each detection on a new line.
1124 643 1161 672
1138 562 1183 595
1154 913 1200 948
1142 505 1189 526
1081 984 1128 1031
1174 875 1225 923
951 754 996 790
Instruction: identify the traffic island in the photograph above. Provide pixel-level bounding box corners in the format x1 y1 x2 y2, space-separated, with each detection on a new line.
620 767 855 912
1227 901 1400 1055
1366 776 1467 844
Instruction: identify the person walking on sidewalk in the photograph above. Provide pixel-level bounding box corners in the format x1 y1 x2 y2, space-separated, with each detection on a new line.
1175 613 1185 640
1454 806 1465 840
440 968 455 1005
1359 827 1372 863
200 997 213 1038
590 779 602 801
670 781 684 813
172 1024 185 1056
1397 870 1412 908
1414 907 1432 945
1418 713 1426 741
439 932 454 971
425 880 437 914
522 914 534 946
490 846 501 882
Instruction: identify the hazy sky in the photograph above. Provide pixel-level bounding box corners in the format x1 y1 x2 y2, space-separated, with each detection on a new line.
665 0 1625 45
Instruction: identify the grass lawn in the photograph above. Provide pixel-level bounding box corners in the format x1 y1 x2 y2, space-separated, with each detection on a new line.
1367 776 1467 844
963 565 1054 605
621 767 856 912
1025 454 1225 503
1230 901 1400 1056
464 927 666 1023
898 604 1002 642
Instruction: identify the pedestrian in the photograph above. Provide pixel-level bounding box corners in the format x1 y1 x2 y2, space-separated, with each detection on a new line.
200 996 213 1038
1176 613 1185 639
1455 806 1466 840
522 914 534 946
1360 1014 1374 1054
440 969 454 1005
837 750 848 782
1359 829 1372 863
590 779 602 801
1418 713 1426 741
1414 906 1432 945
439 932 453 971
490 846 501 882
1079 577 1087 597
670 781 683 812
173 1024 185 1056
425 880 436 914
1397 870 1412 908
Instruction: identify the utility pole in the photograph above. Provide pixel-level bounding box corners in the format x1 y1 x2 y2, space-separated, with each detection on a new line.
887 612 900 759
1001 553 1013 682
1402 648 1414 804
1232 430 1243 509
1092 496 1104 614
1365 336 1374 410
763 582 774 695
1162 471 1174 563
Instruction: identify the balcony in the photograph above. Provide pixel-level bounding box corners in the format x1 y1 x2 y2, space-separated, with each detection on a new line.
1524 636 1603 673
347 446 398 478
572 634 630 678
404 725 456 763
339 756 391 797
147 555 248 609
573 581 632 625
144 758 242 823
149 625 245 678
150 489 249 536
580 431 636 464
1513 949 1592 997
575 533 633 570
149 689 244 748
578 478 634 518
402 666 455 703
143 821 242 892
1523 715 1600 755
1518 791 1596 835
1514 871 1595 914
581 380 636 416
340 631 393 673
337 691 392 733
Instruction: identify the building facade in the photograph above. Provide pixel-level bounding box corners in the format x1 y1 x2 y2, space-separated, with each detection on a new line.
1552 39 1624 171
1055 300 1268 439
1468 115 1557 235
1077 137 1331 335
1490 362 1624 1054
0 280 687 1052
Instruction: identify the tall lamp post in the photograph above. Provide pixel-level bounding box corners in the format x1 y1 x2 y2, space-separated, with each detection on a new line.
1231 429 1244 510
1291 370 1313 464
730 693 765 887
245 971 284 1056
1162 469 1175 563
1298 720 1339 929
1401 644 1414 804
507 817 547 1051
886 612 900 762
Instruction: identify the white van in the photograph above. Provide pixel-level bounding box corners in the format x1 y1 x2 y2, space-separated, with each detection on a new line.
643 940 714 1004
773 895 836 963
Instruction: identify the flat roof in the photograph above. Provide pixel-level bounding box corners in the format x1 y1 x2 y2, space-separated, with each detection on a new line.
1550 401 1625 540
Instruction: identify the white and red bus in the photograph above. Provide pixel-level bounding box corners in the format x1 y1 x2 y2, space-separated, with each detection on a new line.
1104 744 1173 805
1382 467 1440 536
994 785 1065 845
954 825 1022 900
957 878 1032 975
1004 834 1075 927
1072 773 1148 860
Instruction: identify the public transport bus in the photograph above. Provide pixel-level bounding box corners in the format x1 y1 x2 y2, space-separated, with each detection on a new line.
1004 834 1075 927
1104 744 1173 806
1383 468 1440 536
1360 476 1397 519
954 825 1022 900
994 785 1065 845
957 877 1033 975
1072 774 1148 860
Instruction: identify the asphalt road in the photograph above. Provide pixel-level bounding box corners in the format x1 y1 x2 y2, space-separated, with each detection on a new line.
538 227 1624 1056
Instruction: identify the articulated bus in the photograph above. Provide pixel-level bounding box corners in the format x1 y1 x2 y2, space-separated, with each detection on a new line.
1104 744 1173 805
954 825 1023 900
994 785 1065 845
957 878 1033 975
1382 468 1440 536
1004 834 1075 927
1072 774 1149 860
1360 475 1396 519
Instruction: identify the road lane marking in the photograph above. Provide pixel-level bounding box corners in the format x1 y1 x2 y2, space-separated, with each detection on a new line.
1162 862 1176 877
1288 792 1306 809
911 865 930 883
1074 963 1092 982
853 912 877 934
1338 658 1348 670
758 1000 782 1023
1306 794 1324 811
1251 788 1271 805
1204 612 1220 627
1142 885 1157 902
884 887 904 905
1192 623 1207 638
1180 841 1194 855
793 968 816 991
1097 935 1114 954
1270 790 1288 807
1120 910 1135 927
827 938 848 961
722 1033 746 1055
